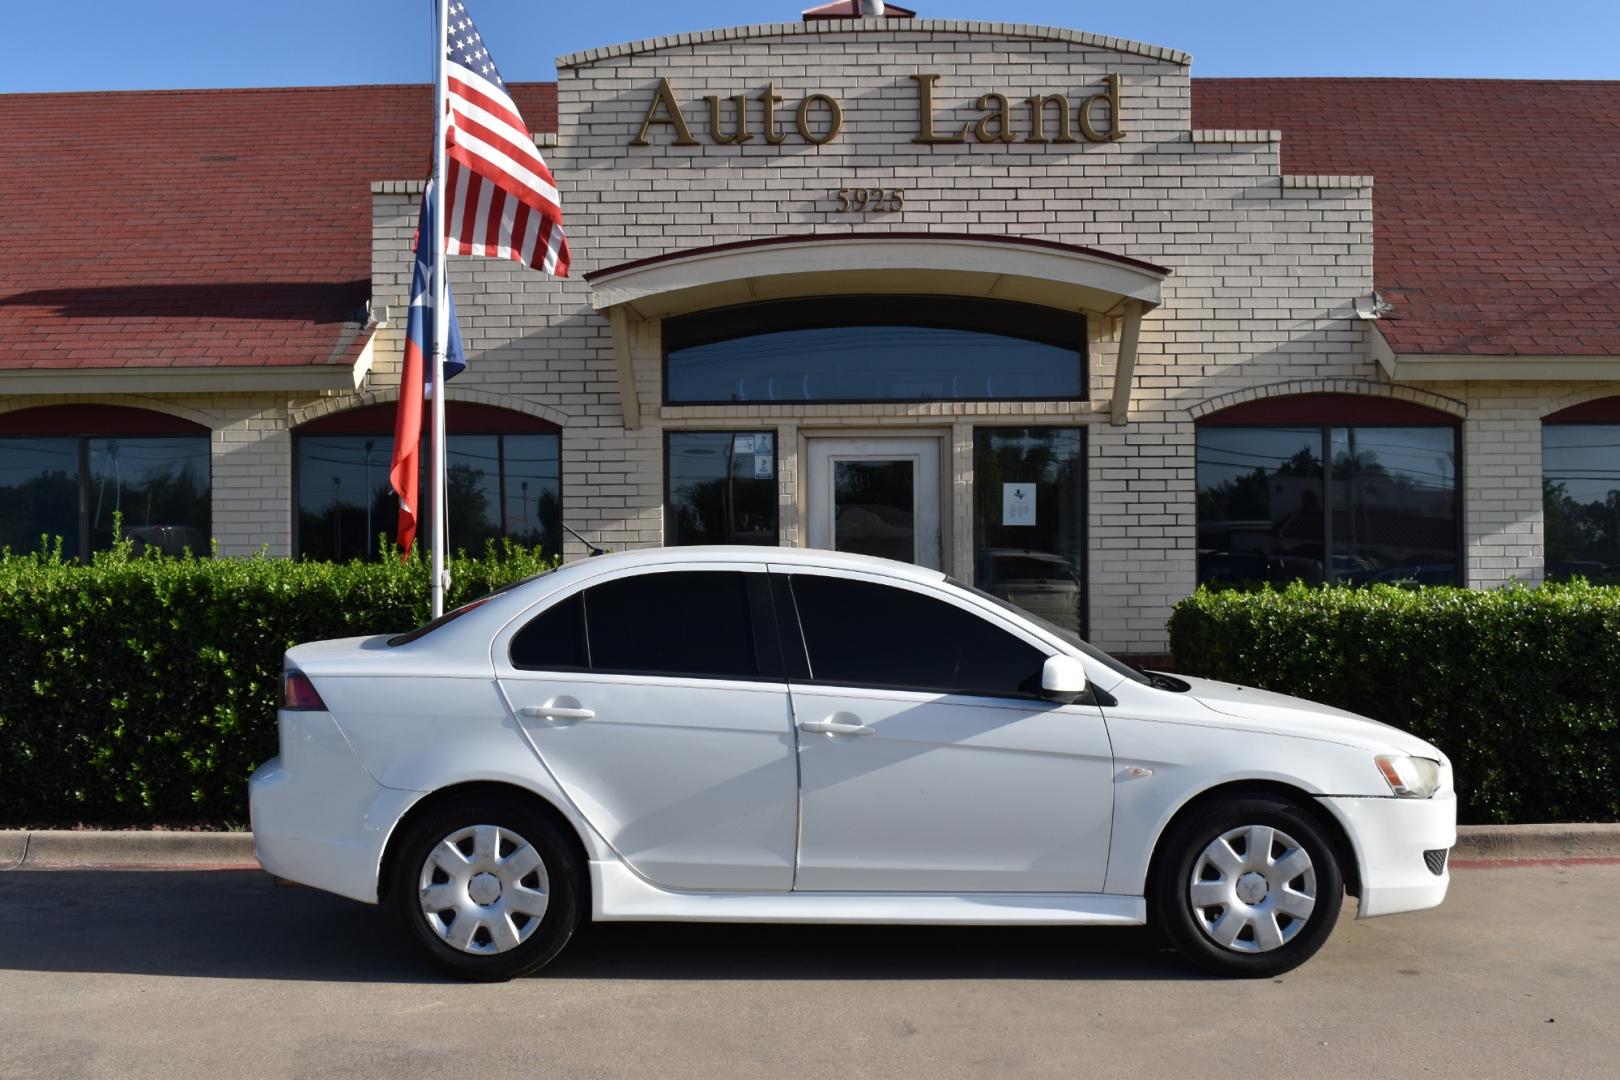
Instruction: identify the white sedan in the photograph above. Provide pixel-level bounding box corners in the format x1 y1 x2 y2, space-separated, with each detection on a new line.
250 546 1455 980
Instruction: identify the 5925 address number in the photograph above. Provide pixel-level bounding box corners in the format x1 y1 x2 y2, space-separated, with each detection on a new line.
833 187 905 212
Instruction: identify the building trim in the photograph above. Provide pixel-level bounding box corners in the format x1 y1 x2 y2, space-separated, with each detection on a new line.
1542 391 1620 423
1190 129 1280 144
0 363 367 396
1187 378 1468 421
1110 301 1146 426
0 392 221 429
284 385 571 431
555 20 1192 70
587 234 1167 319
1371 324 1620 382
1281 174 1373 190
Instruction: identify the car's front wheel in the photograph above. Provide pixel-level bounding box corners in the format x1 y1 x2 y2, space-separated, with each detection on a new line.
1151 795 1344 978
388 795 584 981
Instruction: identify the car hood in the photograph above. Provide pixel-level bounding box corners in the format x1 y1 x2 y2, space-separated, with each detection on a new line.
1175 673 1443 759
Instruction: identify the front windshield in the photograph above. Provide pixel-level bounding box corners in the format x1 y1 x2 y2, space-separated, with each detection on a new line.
950 578 1150 687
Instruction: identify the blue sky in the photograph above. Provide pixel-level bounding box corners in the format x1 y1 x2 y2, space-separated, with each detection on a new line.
9 0 1619 93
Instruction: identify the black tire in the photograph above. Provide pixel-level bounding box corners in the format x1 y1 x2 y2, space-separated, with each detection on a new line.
1150 795 1343 978
387 795 584 981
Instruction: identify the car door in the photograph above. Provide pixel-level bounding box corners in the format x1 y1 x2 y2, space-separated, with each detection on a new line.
493 564 798 892
778 567 1115 893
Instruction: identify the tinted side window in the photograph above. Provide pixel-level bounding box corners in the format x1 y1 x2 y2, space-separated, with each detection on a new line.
586 571 760 679
790 576 1045 696
509 592 588 670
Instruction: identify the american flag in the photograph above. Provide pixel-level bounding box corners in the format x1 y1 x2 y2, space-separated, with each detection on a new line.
442 0 569 276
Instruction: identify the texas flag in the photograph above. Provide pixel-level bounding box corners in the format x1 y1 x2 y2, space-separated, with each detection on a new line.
389 182 465 559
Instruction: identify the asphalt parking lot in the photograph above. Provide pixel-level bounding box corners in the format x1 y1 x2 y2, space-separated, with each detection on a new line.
1 861 1616 1080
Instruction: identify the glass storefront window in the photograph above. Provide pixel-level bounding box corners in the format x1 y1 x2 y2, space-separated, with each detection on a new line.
664 297 1085 405
1196 427 1325 586
972 427 1086 633
0 434 209 561
666 431 778 546
1544 423 1620 583
1329 427 1458 586
0 438 80 557
295 429 561 561
1196 423 1459 588
87 437 211 555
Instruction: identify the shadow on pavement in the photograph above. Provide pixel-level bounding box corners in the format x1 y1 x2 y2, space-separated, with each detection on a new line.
0 869 1202 984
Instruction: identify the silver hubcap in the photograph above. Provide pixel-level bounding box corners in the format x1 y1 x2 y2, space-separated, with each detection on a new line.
418 824 549 955
1189 824 1317 954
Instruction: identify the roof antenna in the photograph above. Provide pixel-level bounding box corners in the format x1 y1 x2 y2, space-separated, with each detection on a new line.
859 0 886 14
560 522 606 557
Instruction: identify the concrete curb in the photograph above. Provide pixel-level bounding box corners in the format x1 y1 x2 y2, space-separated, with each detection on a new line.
0 830 257 869
2 824 1616 871
1452 823 1620 862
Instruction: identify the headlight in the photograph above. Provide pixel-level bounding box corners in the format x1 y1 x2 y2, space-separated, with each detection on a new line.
1375 755 1443 798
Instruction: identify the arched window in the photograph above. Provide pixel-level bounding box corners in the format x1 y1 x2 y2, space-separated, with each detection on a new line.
1543 396 1620 583
293 403 561 562
0 405 211 562
1195 394 1461 588
662 297 1086 404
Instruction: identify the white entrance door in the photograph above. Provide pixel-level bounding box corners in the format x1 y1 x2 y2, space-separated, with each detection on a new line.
805 437 942 570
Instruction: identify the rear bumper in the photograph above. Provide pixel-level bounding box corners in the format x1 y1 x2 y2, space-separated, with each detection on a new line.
1318 790 1456 919
248 711 417 905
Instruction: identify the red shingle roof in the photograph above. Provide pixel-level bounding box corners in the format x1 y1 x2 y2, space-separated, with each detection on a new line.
0 83 554 372
1193 78 1620 357
2 76 1614 371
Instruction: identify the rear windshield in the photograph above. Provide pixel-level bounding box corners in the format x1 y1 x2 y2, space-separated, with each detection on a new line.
387 570 556 646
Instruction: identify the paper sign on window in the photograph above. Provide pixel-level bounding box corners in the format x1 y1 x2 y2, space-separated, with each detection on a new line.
1003 483 1036 526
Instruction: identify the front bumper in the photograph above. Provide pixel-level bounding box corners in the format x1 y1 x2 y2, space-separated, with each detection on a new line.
1318 789 1457 919
248 710 417 905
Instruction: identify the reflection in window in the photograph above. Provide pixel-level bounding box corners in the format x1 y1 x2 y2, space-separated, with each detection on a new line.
295 431 561 561
1544 423 1620 583
0 435 209 561
0 438 80 557
1197 425 1458 587
666 431 778 546
1196 427 1324 586
663 297 1085 404
1330 427 1457 585
972 427 1086 633
791 574 1046 697
833 459 914 562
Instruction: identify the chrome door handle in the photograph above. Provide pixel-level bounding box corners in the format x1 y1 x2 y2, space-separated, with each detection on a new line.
799 719 873 736
521 705 595 721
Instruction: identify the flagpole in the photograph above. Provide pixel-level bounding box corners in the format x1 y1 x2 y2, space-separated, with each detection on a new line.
429 0 450 618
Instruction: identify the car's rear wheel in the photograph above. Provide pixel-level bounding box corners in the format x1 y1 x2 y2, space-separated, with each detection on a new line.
388 796 583 981
1151 795 1343 978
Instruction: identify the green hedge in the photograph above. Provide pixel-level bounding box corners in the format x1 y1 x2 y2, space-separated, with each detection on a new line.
1168 582 1620 825
0 541 557 826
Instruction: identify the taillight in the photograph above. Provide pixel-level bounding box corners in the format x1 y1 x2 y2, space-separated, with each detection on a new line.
282 671 327 711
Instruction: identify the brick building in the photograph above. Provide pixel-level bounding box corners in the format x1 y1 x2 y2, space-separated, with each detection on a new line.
3 9 1618 655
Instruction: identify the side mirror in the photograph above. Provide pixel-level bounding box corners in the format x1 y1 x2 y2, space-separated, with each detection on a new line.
1040 654 1088 703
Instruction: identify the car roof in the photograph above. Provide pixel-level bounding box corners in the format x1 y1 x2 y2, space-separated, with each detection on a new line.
544 545 949 586
392 546 955 660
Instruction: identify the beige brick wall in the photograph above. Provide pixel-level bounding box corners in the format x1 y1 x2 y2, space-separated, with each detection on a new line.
9 22 1613 654
536 22 1383 651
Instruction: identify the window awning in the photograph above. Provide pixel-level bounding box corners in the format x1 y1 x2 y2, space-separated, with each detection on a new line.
584 233 1170 427
586 233 1167 319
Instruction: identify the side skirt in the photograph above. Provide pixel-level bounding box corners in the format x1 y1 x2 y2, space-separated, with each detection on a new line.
590 861 1146 926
